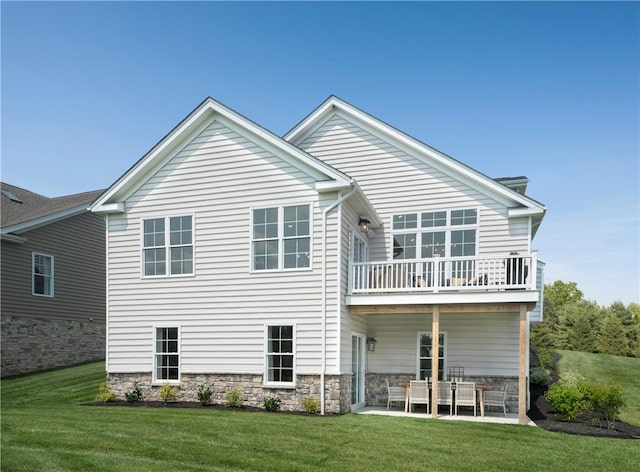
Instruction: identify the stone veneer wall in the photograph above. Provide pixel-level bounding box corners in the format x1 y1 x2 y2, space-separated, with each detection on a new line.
1 315 105 377
366 373 520 413
107 373 353 414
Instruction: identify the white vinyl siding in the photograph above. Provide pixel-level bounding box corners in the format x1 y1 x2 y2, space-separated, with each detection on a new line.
297 114 531 263
105 118 341 376
366 313 520 377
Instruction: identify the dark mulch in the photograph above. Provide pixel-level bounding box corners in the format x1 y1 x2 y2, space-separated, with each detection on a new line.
527 383 640 439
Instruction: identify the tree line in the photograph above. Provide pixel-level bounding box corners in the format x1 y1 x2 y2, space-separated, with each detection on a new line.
531 280 640 358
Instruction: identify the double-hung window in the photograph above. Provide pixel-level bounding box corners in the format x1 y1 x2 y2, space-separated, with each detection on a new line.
252 205 310 271
265 325 295 385
154 327 180 383
142 216 193 277
32 252 54 297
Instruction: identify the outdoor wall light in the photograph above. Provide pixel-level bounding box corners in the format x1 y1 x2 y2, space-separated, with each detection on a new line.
359 218 370 234
366 336 377 352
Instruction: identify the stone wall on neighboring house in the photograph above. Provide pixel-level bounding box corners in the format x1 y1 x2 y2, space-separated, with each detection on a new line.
1 315 105 377
107 372 353 414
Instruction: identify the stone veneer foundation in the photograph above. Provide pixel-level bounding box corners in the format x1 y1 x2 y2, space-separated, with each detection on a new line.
1 315 105 377
107 373 352 414
365 373 520 413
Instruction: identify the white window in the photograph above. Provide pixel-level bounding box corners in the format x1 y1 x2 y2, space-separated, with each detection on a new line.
142 216 193 277
351 230 368 263
392 209 477 262
417 332 447 380
265 325 295 386
32 252 54 297
154 327 180 383
252 205 311 271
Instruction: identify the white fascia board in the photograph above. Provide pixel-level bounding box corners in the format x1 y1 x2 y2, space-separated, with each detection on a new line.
508 207 545 218
287 96 546 214
91 98 351 212
91 202 125 215
1 204 89 235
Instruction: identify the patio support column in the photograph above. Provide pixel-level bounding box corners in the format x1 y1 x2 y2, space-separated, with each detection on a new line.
431 305 440 419
518 303 527 425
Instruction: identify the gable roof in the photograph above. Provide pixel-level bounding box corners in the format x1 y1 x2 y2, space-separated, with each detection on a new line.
285 96 546 234
91 97 371 215
1 182 104 241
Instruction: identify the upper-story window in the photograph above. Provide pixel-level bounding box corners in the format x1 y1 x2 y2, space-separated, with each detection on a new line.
32 252 54 297
252 204 311 271
142 216 193 277
392 209 478 261
351 230 368 263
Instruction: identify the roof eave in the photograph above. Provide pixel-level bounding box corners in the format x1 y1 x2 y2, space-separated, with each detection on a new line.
1 204 91 234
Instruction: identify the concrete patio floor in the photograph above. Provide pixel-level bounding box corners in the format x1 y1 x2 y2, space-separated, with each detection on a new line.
354 406 536 426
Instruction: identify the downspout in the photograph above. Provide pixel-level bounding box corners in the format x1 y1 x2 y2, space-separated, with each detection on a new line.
320 185 357 415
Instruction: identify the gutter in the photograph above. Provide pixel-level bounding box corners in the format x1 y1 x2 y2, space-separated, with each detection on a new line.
320 184 357 415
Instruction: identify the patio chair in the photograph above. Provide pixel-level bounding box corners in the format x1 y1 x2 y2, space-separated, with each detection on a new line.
408 380 430 414
385 378 406 410
455 382 477 416
437 381 453 415
483 383 508 417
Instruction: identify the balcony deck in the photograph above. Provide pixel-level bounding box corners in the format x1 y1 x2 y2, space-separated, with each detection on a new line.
347 253 541 308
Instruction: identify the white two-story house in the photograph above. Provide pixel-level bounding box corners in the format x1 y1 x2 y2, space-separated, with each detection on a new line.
91 96 545 423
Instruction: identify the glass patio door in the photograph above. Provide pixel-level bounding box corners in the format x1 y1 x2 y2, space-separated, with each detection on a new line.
351 333 366 408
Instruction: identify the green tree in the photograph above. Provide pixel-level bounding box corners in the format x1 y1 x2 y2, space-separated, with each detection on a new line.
560 302 599 352
597 313 630 356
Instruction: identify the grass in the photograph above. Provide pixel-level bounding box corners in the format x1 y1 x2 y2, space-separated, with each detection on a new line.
556 349 640 426
2 362 639 471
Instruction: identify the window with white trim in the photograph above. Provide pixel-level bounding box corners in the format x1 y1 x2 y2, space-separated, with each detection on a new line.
350 230 368 263
392 209 477 260
417 332 446 380
252 205 310 271
154 327 180 382
266 325 294 385
32 252 54 297
142 216 193 277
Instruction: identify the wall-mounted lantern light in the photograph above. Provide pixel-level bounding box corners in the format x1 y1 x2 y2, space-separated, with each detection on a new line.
366 336 377 352
359 218 370 234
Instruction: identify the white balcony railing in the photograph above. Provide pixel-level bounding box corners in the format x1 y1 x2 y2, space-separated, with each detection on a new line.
349 253 537 295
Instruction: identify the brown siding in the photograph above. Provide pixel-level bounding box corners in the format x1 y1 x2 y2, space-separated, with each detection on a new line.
1 211 105 323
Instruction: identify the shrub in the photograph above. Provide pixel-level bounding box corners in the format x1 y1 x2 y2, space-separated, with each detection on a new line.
159 383 179 403
545 373 592 421
197 384 213 406
530 366 551 386
263 396 282 412
301 396 321 414
124 382 144 402
95 382 116 402
225 388 243 408
591 379 625 429
536 348 554 370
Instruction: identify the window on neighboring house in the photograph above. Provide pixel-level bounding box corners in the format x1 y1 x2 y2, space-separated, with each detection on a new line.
417 332 446 380
32 253 54 297
154 327 180 382
142 216 193 277
266 325 294 385
252 205 310 271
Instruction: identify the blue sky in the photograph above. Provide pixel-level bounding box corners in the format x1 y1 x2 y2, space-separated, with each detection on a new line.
2 1 638 306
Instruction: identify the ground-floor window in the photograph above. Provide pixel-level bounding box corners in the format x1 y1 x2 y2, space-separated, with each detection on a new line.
154 326 180 382
417 332 446 380
265 325 295 385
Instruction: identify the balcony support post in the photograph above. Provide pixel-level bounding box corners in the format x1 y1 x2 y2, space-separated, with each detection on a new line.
431 305 440 419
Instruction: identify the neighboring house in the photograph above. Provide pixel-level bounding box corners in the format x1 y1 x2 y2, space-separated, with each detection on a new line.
91 96 545 423
1 183 106 377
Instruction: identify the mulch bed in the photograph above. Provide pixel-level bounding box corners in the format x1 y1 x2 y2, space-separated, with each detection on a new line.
527 383 640 439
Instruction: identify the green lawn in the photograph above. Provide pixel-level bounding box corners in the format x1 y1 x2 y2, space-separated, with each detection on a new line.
2 362 639 472
556 349 640 426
